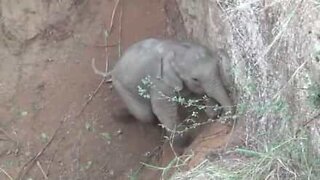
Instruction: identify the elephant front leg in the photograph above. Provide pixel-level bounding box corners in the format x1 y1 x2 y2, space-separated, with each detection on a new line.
150 89 192 147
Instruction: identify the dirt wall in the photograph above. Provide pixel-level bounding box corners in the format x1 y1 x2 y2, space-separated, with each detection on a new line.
0 0 171 179
176 0 320 163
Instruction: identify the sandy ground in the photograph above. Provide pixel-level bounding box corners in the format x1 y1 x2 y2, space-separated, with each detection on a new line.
0 0 231 179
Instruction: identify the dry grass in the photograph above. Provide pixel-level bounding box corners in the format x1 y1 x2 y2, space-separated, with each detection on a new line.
171 0 320 179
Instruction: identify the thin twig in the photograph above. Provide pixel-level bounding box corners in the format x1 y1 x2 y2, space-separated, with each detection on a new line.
104 0 120 73
118 2 123 58
36 161 48 179
106 0 121 71
77 78 105 117
84 0 121 115
0 167 13 180
16 118 66 180
94 43 118 48
73 39 119 48
302 113 320 127
93 43 119 48
90 0 121 78
104 38 110 74
108 0 121 35
88 43 119 48
92 0 121 77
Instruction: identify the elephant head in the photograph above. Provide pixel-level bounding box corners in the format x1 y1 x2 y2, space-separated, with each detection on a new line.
161 44 234 115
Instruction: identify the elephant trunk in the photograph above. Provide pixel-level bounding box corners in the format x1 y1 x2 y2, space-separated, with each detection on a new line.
204 80 234 115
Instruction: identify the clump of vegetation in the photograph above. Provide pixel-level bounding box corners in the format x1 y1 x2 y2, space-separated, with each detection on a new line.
167 0 320 179
172 129 320 179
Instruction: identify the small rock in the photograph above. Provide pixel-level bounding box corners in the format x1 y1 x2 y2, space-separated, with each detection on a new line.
20 111 28 117
116 129 123 136
46 58 54 62
109 169 114 176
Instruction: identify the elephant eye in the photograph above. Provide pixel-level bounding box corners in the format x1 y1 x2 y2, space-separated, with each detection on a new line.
192 78 199 82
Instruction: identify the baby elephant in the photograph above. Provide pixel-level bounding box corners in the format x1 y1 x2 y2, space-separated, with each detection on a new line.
101 38 233 147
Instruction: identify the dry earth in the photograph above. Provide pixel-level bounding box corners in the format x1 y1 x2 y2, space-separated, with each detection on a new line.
0 0 232 179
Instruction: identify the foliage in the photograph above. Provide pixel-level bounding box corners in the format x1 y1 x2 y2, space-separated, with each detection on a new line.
168 0 320 179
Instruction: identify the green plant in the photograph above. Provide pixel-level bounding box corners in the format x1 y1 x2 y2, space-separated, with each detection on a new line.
307 84 320 108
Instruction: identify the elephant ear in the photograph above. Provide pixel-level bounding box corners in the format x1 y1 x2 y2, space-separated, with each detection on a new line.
158 51 183 91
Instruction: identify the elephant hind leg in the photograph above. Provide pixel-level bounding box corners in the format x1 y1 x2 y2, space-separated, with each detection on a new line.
113 81 155 123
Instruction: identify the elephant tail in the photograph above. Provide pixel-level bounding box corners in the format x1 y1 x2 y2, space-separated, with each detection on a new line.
91 58 112 81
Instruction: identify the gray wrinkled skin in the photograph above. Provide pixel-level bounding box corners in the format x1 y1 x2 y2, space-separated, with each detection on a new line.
110 38 233 147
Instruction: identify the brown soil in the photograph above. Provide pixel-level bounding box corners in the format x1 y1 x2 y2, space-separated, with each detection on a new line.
0 0 232 179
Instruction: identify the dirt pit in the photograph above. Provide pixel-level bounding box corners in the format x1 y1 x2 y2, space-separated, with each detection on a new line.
0 0 232 179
